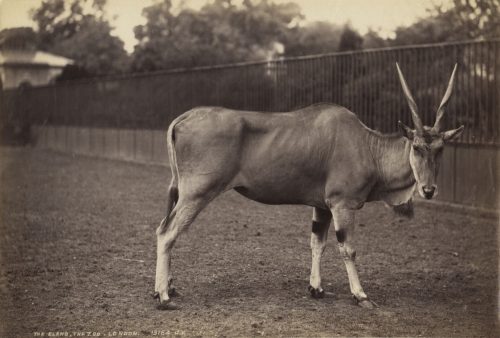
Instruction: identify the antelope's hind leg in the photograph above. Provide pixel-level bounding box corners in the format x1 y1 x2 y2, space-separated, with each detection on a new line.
308 207 332 299
154 194 210 310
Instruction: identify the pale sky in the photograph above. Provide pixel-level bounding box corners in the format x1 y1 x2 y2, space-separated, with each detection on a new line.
0 0 453 53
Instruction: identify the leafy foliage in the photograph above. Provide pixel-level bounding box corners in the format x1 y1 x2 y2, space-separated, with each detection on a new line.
284 21 343 56
30 0 129 77
392 0 499 45
131 0 303 71
24 0 499 78
0 27 38 51
130 0 390 71
433 0 500 40
338 24 363 52
362 29 388 49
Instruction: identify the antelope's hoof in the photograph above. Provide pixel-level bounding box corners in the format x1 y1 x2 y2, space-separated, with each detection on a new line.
358 299 375 309
353 295 377 309
156 299 180 311
308 285 325 299
153 291 180 310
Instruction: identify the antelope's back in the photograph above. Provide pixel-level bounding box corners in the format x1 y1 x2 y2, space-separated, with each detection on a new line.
172 103 367 168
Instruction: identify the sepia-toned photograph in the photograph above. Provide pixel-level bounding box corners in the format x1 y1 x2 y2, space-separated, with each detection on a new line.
0 0 498 336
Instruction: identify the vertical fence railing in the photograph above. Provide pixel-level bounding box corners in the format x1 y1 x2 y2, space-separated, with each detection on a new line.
1 39 499 146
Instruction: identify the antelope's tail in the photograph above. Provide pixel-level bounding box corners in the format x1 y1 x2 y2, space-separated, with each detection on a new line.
157 115 187 234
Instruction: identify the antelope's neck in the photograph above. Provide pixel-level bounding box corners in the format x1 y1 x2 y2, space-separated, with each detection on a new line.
367 133 416 201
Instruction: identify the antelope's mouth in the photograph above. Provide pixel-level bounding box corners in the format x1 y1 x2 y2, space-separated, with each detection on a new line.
420 185 437 200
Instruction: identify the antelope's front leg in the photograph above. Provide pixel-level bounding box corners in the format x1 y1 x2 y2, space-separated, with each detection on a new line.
332 206 376 308
308 207 331 298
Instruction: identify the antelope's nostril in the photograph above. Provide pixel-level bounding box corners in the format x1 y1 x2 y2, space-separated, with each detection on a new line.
422 186 435 199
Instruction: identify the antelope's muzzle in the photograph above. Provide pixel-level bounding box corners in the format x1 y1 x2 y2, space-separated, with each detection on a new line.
422 186 436 199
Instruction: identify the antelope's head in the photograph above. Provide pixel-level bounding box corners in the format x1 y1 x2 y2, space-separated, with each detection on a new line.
396 63 464 200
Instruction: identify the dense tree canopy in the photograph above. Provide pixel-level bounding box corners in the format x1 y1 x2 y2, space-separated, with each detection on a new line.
283 21 343 56
362 29 388 49
433 0 499 40
391 0 499 45
131 0 303 71
21 0 499 75
133 0 439 71
31 0 129 76
338 24 364 52
0 27 38 51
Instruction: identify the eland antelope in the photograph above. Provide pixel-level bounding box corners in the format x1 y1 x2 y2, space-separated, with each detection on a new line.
153 64 464 309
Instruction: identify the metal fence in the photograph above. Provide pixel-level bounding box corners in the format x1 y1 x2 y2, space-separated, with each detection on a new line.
1 39 499 145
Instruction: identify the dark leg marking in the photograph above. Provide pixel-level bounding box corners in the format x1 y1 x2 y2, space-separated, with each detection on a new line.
312 221 327 234
335 229 346 243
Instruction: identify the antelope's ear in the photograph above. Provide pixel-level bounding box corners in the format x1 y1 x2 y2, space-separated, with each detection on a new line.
442 125 464 142
398 121 415 140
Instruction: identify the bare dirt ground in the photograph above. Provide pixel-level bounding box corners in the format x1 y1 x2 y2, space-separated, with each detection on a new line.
0 146 498 337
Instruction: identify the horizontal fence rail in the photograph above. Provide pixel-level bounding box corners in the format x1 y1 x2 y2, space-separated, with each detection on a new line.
1 39 499 146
